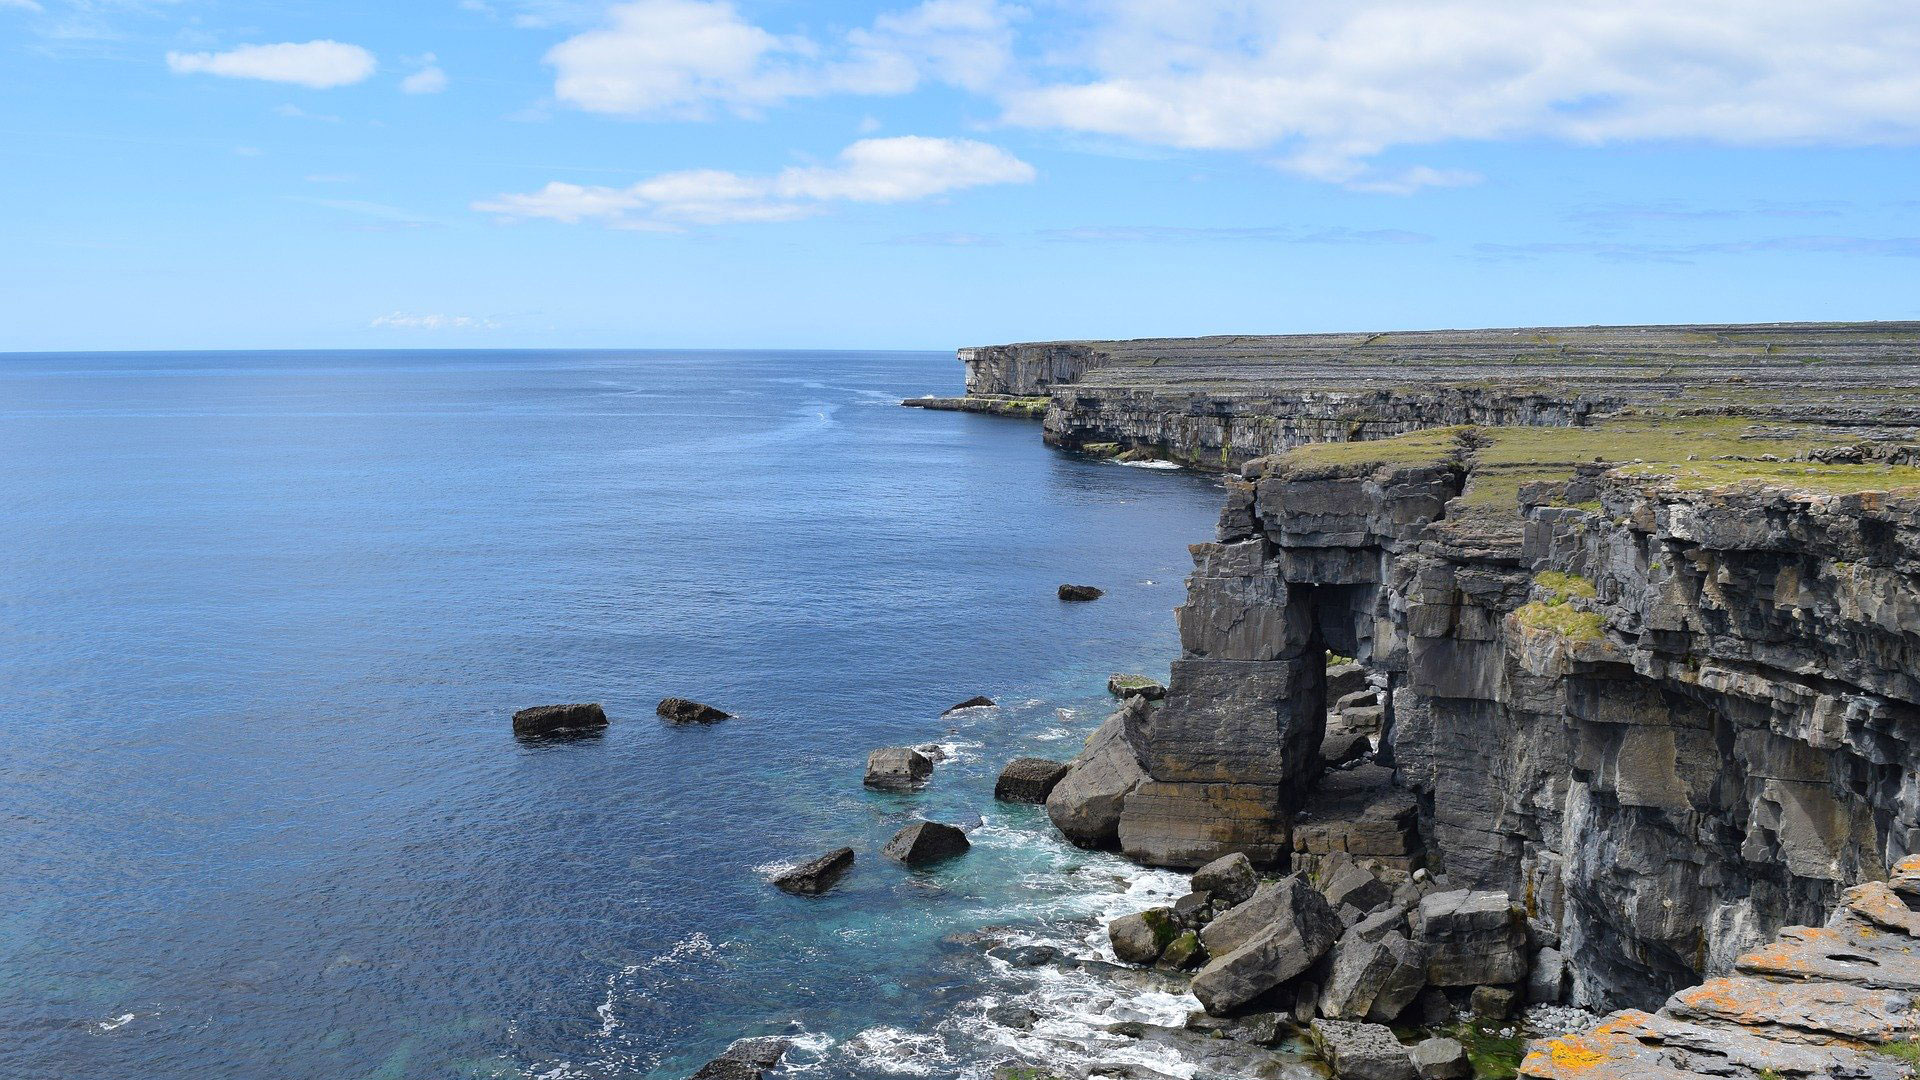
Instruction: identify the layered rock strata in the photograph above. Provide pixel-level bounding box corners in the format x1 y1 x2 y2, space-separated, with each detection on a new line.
932 323 1920 1023
1521 856 1920 1078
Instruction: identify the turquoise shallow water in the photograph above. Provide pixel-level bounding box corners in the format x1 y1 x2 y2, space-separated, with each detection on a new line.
0 349 1229 1080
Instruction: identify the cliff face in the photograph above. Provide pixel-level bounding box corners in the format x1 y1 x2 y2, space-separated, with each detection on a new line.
939 324 1920 1019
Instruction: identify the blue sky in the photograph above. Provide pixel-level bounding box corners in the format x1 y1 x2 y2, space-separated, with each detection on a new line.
3 0 1918 351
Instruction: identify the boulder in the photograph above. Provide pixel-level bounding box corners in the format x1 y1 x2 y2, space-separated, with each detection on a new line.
1108 674 1168 701
512 702 608 737
1320 860 1394 913
1310 1019 1415 1080
1321 733 1373 770
1192 878 1343 1015
1157 929 1205 971
690 1037 790 1080
1527 946 1566 1005
1326 662 1368 702
1412 890 1527 987
882 821 970 865
1110 908 1179 965
1172 890 1212 925
656 697 730 724
1192 851 1259 907
864 747 933 791
1046 701 1149 848
1318 929 1428 1023
1409 1036 1471 1079
1058 584 1105 602
994 757 1071 803
772 847 854 896
944 695 996 713
1470 984 1516 1019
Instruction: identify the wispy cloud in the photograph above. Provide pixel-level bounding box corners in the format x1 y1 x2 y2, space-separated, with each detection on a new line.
1565 199 1850 230
370 312 500 330
401 54 448 94
1476 235 1920 264
1038 225 1434 245
475 135 1033 229
167 40 376 89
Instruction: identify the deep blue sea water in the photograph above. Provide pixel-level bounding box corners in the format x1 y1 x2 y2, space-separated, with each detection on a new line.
0 350 1231 1080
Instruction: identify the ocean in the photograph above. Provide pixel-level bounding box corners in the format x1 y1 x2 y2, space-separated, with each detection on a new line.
0 349 1235 1080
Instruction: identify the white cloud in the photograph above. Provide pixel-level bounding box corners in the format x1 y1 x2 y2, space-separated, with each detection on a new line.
1000 0 1920 191
474 135 1034 228
402 54 448 94
2 0 45 13
167 40 376 89
371 312 500 330
543 0 1017 116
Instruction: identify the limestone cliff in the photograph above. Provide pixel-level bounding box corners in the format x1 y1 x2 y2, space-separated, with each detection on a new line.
929 324 1920 1021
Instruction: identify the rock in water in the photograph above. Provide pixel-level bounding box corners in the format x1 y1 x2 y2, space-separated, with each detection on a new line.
943 695 996 713
1045 700 1149 848
1107 674 1167 701
511 703 608 737
656 697 731 724
1310 1020 1415 1080
882 821 970 865
1409 1036 1470 1079
1191 851 1259 907
1057 584 1104 602
690 1036 791 1080
1109 908 1179 964
994 757 1071 803
1192 877 1343 1015
772 847 854 896
864 747 934 791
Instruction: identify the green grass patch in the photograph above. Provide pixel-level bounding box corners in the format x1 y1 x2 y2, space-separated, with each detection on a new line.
1617 460 1920 495
1277 425 1467 471
1875 1039 1920 1064
1535 571 1598 602
1515 602 1606 642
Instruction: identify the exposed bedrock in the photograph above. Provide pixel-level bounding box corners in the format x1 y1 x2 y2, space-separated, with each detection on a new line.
953 324 1920 1021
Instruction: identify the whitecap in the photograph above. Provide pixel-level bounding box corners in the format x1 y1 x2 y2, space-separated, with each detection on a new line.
1116 459 1182 470
840 1027 953 1076
97 1013 135 1033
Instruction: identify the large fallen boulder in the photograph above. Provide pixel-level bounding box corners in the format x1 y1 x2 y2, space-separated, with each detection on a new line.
656 697 731 724
1409 1036 1470 1079
882 821 970 865
994 757 1071 803
1110 908 1180 965
772 847 854 896
1310 1019 1415 1080
864 747 933 791
1192 851 1259 907
1192 877 1343 1015
512 702 608 737
1412 890 1527 987
1045 700 1149 848
690 1036 790 1080
1318 929 1428 1023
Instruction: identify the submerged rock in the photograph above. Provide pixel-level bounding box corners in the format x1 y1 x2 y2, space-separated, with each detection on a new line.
689 1036 790 1080
772 847 854 896
994 757 1071 803
511 702 608 737
1057 584 1105 602
882 821 970 865
656 697 731 724
943 695 996 713
864 747 933 791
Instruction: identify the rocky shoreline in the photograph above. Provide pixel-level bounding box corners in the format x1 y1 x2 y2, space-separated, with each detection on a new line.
880 323 1920 1079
